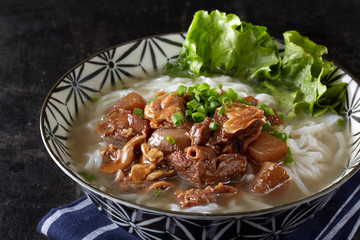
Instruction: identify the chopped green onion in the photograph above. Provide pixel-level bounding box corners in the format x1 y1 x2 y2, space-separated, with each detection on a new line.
215 83 223 89
262 121 277 132
218 106 225 116
188 86 194 93
171 112 184 126
122 86 130 90
220 96 233 107
147 96 157 103
153 189 163 197
166 136 176 144
257 104 275 115
198 82 210 91
90 97 99 103
277 112 285 120
168 92 173 95
239 97 252 105
337 119 344 127
133 108 144 118
209 88 221 97
176 85 187 96
193 89 201 95
79 171 95 182
270 131 288 142
194 93 201 102
185 110 193 121
208 95 217 102
283 147 294 164
197 105 207 115
187 100 201 111
210 101 219 108
225 88 238 101
192 112 206 123
209 122 219 130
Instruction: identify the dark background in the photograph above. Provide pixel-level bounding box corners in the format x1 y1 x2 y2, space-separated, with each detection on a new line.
1 0 359 239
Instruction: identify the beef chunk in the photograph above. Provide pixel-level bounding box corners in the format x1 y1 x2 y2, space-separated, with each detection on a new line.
204 105 265 154
215 154 248 183
175 183 237 208
99 135 146 173
168 146 217 187
213 104 265 142
144 93 191 129
96 108 151 143
104 92 147 114
187 117 212 146
167 146 247 187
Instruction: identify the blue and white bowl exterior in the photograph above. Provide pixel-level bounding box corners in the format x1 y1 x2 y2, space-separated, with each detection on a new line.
40 33 360 240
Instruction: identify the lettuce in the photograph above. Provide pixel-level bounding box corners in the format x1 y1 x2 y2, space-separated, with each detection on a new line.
165 10 281 80
264 31 346 116
165 10 347 116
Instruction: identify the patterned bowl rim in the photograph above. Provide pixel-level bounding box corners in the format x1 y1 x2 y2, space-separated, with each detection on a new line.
40 32 360 218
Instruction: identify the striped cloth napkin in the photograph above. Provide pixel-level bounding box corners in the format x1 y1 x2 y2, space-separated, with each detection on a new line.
37 171 360 240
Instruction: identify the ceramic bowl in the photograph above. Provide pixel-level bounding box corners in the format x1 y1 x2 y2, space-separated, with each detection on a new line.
40 33 360 239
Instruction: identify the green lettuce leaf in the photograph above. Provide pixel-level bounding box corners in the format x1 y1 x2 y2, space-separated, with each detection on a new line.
266 30 345 116
165 10 347 116
165 10 281 80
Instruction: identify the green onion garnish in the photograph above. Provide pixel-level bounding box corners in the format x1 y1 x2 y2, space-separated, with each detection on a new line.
187 100 201 111
225 88 238 101
176 85 187 96
153 189 163 197
192 112 206 123
171 112 184 126
270 131 288 142
79 171 95 182
166 136 176 144
193 89 201 95
197 105 207 115
257 104 275 115
210 101 219 108
220 96 233 107
122 86 130 90
239 97 252 106
198 82 210 91
218 106 225 116
208 95 217 102
215 83 223 89
195 93 201 102
133 108 144 118
90 97 99 103
337 119 344 127
147 96 157 103
277 112 285 120
283 147 294 164
209 122 219 130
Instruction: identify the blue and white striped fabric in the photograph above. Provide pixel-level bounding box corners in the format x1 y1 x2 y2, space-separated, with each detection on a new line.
37 171 360 240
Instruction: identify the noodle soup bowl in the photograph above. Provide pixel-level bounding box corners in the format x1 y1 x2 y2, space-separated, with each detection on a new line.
40 33 360 239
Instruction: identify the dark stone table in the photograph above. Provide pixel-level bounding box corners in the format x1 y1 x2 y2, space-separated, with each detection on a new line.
1 0 359 239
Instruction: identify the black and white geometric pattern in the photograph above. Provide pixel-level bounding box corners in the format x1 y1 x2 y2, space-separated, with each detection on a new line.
40 33 360 239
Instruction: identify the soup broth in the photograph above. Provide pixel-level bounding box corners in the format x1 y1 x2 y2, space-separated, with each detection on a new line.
68 75 349 213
